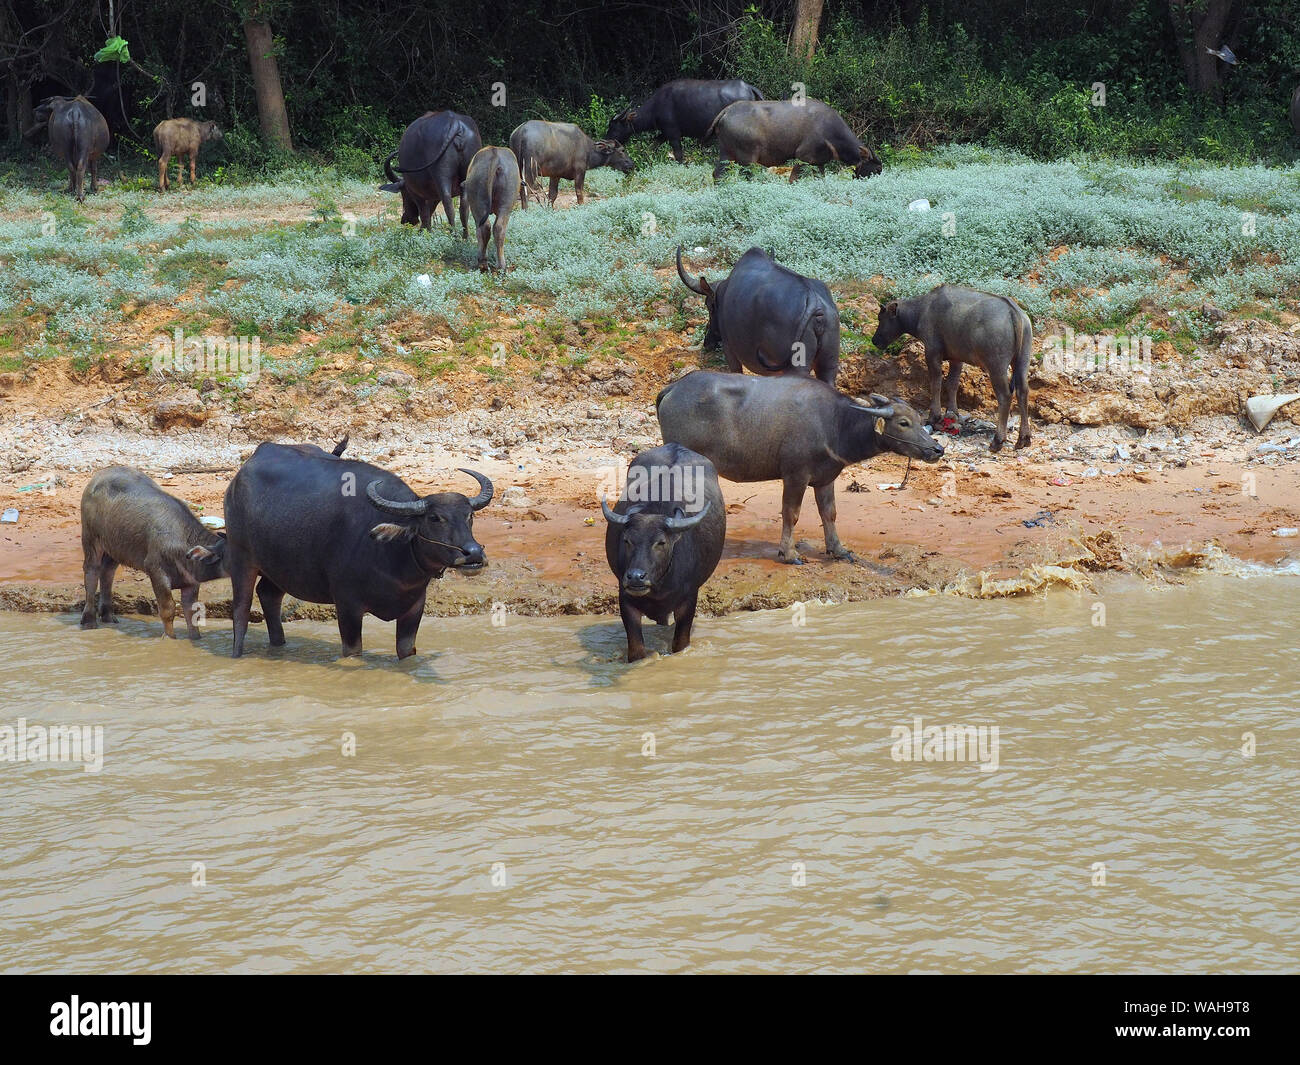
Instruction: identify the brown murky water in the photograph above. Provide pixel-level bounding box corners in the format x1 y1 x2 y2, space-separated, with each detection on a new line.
1 573 1297 973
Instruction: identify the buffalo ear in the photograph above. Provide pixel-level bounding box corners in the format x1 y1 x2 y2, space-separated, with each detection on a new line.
883 300 898 315
699 276 714 298
875 417 885 435
185 544 218 562
369 522 415 542
625 108 637 122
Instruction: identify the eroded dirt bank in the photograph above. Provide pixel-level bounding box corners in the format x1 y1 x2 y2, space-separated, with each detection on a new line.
3 311 1300 624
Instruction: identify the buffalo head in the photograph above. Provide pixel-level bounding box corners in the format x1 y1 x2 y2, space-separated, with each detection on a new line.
854 146 883 178
854 394 943 461
871 300 905 349
676 245 724 351
185 532 229 578
605 108 637 146
602 498 711 596
594 138 634 174
366 470 493 573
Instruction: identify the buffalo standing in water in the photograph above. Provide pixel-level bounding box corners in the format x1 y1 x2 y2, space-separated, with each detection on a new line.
380 110 482 236
79 467 228 638
606 79 764 163
223 440 492 660
676 245 841 385
603 443 725 661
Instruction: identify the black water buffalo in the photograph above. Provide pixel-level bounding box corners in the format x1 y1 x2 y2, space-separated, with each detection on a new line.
706 99 881 182
508 120 632 207
464 146 520 273
603 443 725 661
379 110 482 236
676 245 841 385
29 96 110 201
605 79 764 163
223 440 492 659
80 466 227 638
872 284 1032 452
656 373 941 563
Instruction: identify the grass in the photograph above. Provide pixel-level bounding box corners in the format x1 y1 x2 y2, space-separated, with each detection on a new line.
0 145 1296 375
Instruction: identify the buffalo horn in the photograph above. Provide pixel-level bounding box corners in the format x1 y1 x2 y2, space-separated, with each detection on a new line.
675 245 706 295
665 500 711 531
459 468 493 510
366 480 429 516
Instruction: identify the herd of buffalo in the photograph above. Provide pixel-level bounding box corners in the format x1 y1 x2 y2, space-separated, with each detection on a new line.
45 77 1037 661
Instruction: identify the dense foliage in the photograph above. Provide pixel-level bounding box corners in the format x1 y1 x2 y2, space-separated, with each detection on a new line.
1 1 1298 174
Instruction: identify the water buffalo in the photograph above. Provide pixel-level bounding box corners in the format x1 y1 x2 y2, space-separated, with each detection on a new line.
153 118 223 191
603 443 725 661
657 373 941 563
706 99 881 182
508 120 632 208
872 285 1032 452
606 79 764 163
379 110 482 236
676 245 840 385
223 441 492 659
80 467 228 638
464 146 520 273
30 96 110 201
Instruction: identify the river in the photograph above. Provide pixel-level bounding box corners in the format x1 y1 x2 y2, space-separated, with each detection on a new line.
1 573 1296 972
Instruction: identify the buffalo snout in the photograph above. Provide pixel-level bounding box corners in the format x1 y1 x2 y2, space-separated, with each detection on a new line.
622 567 652 595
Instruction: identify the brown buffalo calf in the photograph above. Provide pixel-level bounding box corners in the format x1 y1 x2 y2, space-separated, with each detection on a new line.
153 118 223 191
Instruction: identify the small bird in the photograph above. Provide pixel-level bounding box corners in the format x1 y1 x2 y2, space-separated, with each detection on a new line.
1206 43 1239 65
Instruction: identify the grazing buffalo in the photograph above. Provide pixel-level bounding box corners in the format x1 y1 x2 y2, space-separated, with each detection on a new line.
153 118 223 191
606 79 764 163
676 245 841 385
29 96 110 201
706 99 881 182
657 373 941 563
379 110 482 236
508 120 632 207
223 440 492 659
603 443 725 661
80 467 228 638
464 146 520 273
872 285 1032 452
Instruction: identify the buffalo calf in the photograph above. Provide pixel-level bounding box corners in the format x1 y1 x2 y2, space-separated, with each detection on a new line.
80 467 228 638
153 118 223 191
873 284 1032 451
464 147 520 273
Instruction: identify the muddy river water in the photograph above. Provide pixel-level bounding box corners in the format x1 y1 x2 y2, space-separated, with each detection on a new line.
0 573 1296 973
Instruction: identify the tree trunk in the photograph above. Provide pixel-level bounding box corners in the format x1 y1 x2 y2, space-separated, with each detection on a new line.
788 0 825 61
242 12 292 150
1167 0 1236 101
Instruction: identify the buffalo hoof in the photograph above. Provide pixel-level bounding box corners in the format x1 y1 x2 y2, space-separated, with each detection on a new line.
1015 436 1031 451
80 615 97 630
990 438 1005 453
101 613 119 624
829 550 858 564
779 554 805 566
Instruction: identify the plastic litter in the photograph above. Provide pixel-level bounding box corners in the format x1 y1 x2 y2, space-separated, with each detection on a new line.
1273 528 1299 537
0 508 17 524
907 199 931 212
1244 393 1300 433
